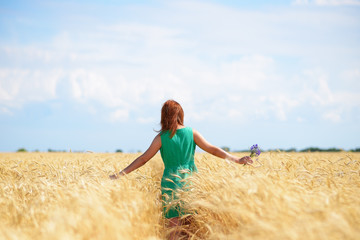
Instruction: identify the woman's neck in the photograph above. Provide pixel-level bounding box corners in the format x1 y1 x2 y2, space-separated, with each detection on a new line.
176 124 185 130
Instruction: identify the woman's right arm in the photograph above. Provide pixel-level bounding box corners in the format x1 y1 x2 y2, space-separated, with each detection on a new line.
193 129 252 165
109 134 162 179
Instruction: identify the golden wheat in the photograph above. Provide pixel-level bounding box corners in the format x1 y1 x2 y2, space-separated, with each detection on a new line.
0 152 359 240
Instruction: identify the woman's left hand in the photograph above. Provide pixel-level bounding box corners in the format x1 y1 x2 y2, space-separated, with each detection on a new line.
238 156 253 165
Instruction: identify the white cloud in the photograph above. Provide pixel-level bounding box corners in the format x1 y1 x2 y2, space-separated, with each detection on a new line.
136 117 156 124
218 55 276 91
299 69 335 106
109 109 129 122
294 68 360 123
3 46 53 63
341 68 360 90
293 0 360 5
0 1 359 125
267 95 301 121
323 110 342 122
294 0 310 4
0 68 60 106
0 106 12 115
315 0 360 5
297 117 306 122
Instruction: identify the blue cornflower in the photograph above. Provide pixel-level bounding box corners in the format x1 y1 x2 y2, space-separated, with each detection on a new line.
250 144 261 159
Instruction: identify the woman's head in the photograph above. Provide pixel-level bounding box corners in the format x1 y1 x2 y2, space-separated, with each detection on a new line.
160 100 184 138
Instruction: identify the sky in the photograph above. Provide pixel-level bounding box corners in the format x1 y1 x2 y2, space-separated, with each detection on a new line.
0 0 359 153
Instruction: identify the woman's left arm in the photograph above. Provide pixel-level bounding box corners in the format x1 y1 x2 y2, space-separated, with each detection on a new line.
109 134 162 179
193 129 252 165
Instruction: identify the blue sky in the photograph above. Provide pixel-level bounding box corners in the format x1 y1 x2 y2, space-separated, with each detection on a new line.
0 0 359 152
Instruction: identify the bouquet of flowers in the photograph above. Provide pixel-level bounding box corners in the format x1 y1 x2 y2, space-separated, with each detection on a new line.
250 144 261 160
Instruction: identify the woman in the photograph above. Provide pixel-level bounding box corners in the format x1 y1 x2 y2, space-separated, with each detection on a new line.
110 100 252 239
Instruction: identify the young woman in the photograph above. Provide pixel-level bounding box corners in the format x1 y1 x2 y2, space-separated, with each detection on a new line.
110 100 252 239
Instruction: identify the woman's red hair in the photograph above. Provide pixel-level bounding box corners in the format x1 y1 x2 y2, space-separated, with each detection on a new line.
160 100 184 138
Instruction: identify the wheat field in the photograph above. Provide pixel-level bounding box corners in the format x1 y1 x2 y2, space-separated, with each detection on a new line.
0 152 359 240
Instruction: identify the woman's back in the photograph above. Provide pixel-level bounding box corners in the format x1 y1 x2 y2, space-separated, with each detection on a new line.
160 126 197 170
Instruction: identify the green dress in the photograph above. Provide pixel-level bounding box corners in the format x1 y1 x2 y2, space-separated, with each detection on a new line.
160 127 198 219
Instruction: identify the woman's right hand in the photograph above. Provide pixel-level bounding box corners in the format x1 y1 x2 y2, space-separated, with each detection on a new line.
109 173 119 180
